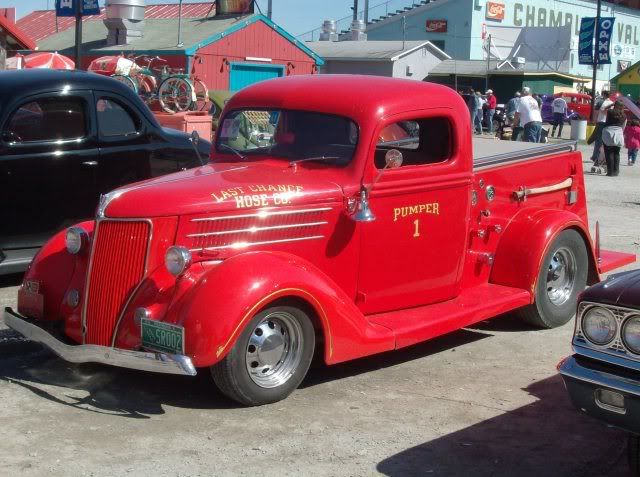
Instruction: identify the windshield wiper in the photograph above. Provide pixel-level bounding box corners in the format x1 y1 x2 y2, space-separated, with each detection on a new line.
218 143 246 160
289 156 341 167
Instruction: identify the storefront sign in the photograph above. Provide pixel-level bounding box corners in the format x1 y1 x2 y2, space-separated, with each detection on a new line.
595 17 615 64
216 0 254 15
618 60 631 72
578 17 596 65
426 20 447 33
55 0 100 17
486 2 505 21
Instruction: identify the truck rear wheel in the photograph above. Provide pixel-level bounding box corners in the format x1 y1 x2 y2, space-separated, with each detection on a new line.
516 229 588 328
211 305 315 406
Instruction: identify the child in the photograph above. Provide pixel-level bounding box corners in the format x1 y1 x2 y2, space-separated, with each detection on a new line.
624 118 640 165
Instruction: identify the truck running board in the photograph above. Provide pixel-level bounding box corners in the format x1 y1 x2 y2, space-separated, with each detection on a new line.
368 284 531 350
598 249 637 274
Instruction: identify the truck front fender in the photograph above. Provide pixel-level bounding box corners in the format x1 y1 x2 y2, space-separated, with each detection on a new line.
176 251 395 368
490 209 597 300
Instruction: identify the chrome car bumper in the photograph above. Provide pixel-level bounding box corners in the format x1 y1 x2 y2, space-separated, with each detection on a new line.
559 355 640 434
3 307 196 377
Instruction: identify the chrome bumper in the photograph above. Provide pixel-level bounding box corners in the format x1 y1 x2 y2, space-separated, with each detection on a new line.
3 307 196 377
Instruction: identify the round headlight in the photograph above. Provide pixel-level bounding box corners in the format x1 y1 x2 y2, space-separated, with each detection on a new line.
622 315 640 354
165 246 192 276
582 306 617 345
65 227 88 254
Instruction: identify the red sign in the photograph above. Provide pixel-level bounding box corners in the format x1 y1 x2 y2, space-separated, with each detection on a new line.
426 20 448 33
486 2 505 20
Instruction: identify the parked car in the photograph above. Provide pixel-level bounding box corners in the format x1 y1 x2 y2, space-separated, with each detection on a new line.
0 69 211 275
541 92 592 122
559 270 640 475
5 75 635 406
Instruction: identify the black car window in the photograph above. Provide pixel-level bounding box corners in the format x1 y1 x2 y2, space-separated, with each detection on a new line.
96 98 138 137
4 97 86 143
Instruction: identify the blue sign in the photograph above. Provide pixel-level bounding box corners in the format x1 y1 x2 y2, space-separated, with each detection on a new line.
578 17 596 65
56 0 100 17
595 17 615 65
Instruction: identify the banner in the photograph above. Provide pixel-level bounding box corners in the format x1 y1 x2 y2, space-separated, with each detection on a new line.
56 0 100 17
578 17 596 64
595 17 615 65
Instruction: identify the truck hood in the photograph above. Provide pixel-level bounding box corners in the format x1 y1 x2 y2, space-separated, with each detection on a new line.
581 269 640 309
101 162 345 218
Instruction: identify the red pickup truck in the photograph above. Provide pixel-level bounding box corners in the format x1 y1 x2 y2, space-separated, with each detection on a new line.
4 76 635 406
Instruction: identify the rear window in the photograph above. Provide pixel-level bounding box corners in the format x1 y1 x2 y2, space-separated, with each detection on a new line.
4 97 86 143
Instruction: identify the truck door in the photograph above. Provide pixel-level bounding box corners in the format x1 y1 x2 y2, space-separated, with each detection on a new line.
0 92 98 251
356 112 472 315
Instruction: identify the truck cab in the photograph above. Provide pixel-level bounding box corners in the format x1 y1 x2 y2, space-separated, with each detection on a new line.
4 75 635 406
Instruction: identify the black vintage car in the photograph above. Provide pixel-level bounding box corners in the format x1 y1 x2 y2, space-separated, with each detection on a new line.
0 69 210 275
559 270 640 475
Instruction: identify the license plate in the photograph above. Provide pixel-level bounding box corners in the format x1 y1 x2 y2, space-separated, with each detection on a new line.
141 319 184 355
18 280 44 319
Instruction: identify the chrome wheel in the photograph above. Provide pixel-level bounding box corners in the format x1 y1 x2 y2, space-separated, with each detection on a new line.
546 246 577 306
245 311 303 389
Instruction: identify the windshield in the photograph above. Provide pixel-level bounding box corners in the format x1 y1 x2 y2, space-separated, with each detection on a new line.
216 109 359 166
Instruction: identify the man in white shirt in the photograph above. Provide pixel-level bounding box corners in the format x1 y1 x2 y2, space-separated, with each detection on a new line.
590 90 615 162
514 87 543 142
551 95 568 138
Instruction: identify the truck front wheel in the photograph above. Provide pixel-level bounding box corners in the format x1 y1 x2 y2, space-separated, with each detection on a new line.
211 305 315 406
517 229 588 328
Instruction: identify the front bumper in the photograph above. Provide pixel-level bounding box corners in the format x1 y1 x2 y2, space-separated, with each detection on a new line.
559 355 640 434
3 307 196 377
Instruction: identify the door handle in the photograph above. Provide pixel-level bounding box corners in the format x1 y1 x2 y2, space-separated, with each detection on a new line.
82 161 98 166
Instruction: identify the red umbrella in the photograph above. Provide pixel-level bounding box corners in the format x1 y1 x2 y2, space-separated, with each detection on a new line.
23 51 75 70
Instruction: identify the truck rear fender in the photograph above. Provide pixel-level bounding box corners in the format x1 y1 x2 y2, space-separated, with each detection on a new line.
176 251 396 368
490 209 598 300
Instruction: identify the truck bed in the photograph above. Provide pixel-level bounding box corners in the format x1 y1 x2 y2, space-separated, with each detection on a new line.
473 137 578 170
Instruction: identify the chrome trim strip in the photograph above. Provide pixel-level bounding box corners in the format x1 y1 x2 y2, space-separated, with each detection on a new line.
4 308 196 377
559 355 640 399
189 235 324 252
187 221 328 238
191 207 332 222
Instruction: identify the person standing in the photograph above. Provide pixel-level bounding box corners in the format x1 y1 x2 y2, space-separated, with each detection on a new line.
551 95 568 138
601 108 626 176
505 91 521 125
624 118 640 166
589 90 614 163
467 88 481 134
486 89 497 134
514 87 542 142
475 91 485 134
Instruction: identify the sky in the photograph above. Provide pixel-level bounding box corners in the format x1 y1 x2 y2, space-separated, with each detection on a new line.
13 0 381 37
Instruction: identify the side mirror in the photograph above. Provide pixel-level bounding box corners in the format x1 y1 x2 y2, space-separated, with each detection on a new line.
350 149 403 223
190 130 200 145
189 130 205 166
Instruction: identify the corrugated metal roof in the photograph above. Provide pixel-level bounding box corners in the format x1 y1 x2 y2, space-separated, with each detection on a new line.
429 59 590 81
0 14 35 50
17 2 216 43
305 40 449 62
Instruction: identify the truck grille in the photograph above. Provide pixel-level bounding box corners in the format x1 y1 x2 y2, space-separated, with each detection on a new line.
84 220 150 346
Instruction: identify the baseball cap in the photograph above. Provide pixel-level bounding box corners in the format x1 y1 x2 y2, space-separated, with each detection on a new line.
522 87 531 94
486 89 493 94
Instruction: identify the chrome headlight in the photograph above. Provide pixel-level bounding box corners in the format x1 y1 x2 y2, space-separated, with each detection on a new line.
581 306 617 346
65 227 88 255
165 246 192 277
622 315 640 354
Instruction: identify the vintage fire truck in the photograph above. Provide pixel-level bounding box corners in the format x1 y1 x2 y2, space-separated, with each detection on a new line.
4 76 636 406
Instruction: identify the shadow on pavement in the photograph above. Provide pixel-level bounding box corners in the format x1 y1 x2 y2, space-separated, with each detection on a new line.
377 375 627 477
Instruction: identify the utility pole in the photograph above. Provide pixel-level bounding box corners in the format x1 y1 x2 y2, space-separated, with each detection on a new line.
74 0 83 69
353 0 359 21
485 34 491 92
364 0 369 24
267 0 273 19
589 0 602 123
177 0 183 47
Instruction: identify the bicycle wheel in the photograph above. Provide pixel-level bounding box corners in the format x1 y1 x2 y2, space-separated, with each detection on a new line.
158 76 193 113
111 74 138 93
190 79 210 111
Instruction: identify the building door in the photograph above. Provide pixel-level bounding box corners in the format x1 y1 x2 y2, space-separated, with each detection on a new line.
229 63 285 92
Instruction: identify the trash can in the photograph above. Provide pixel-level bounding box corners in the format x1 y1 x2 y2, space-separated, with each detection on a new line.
570 119 587 141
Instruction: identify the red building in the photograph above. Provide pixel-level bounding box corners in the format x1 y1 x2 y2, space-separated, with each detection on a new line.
0 9 35 69
28 11 323 92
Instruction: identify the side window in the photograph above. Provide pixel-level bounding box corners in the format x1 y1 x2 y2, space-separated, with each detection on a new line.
4 97 86 143
375 117 452 169
96 98 139 137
